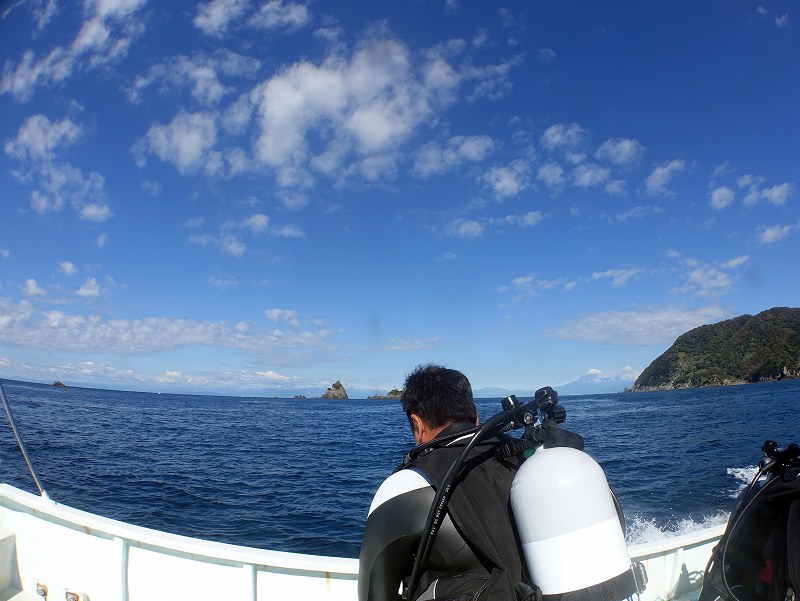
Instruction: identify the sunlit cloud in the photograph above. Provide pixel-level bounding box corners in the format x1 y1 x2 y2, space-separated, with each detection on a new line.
758 223 797 244
592 267 643 287
595 137 645 166
552 305 726 345
645 159 686 196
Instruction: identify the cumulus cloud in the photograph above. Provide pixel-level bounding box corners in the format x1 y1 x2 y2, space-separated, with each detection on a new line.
758 223 797 244
249 0 311 31
536 161 565 190
721 255 749 269
0 0 147 101
5 114 111 221
242 213 269 234
483 159 530 199
710 185 735 209
413 135 495 177
670 255 748 298
552 305 726 345
646 159 686 196
265 308 300 326
136 111 217 173
250 32 505 190
76 277 101 297
193 0 251 37
127 49 261 105
446 218 484 239
4 114 81 161
0 297 335 359
616 205 663 222
504 274 572 303
23 279 46 296
60 261 79 276
592 267 643 287
0 249 9 260
595 137 645 166
737 174 791 206
572 163 610 188
540 123 587 152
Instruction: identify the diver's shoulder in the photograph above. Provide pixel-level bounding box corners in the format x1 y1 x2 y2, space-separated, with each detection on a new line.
368 467 432 515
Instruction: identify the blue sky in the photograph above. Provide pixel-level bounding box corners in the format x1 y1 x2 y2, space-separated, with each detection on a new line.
1 0 798 396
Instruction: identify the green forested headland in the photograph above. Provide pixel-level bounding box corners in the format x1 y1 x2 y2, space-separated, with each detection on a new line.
631 307 800 391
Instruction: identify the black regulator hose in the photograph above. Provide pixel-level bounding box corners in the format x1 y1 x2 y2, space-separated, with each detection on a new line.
405 397 535 600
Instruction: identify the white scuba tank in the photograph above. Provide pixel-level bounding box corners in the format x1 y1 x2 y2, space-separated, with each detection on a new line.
510 445 634 597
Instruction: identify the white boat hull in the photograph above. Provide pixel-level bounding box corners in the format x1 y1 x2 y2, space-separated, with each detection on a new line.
0 483 724 601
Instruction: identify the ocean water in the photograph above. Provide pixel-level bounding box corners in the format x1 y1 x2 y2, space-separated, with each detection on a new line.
0 378 798 558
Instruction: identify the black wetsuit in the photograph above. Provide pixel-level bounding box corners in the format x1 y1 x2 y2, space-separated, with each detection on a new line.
358 422 528 601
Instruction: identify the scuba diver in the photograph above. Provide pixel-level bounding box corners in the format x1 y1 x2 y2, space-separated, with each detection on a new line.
358 363 646 601
358 364 533 601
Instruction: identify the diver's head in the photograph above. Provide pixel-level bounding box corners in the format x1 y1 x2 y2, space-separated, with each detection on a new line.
401 364 478 444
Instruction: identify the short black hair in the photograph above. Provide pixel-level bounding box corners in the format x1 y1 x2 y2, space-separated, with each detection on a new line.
400 364 477 429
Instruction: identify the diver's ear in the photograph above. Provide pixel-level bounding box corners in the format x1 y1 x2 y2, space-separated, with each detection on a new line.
409 413 425 444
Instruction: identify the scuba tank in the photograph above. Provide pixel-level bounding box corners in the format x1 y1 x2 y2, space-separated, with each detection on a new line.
404 387 646 601
511 445 637 599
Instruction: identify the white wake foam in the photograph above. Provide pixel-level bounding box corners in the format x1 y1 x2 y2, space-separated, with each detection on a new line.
625 512 730 545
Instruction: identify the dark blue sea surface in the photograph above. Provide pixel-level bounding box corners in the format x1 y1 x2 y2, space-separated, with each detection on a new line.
0 379 798 558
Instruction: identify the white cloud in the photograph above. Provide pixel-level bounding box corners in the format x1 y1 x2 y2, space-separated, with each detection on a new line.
249 0 310 31
446 219 484 239
138 111 217 173
194 0 250 37
616 205 662 222
6 121 111 220
265 308 300 326
775 14 789 27
592 267 643 287
23 279 46 296
721 255 749 269
735 174 791 206
127 50 261 106
76 277 101 297
595 137 645 166
0 297 335 357
0 0 147 101
760 183 792 205
219 235 246 256
413 135 495 177
0 249 9 260
4 114 82 161
96 234 107 248
645 159 686 196
242 213 269 234
552 305 726 345
275 225 305 238
537 162 565 189
758 224 797 244
483 159 530 199
710 185 735 209
59 261 78 275
669 254 747 298
572 163 610 188
540 123 587 151
505 274 570 303
81 202 112 222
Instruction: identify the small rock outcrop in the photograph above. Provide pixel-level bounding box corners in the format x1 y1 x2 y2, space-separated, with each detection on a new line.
52 380 66 387
321 381 348 399
368 388 403 399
